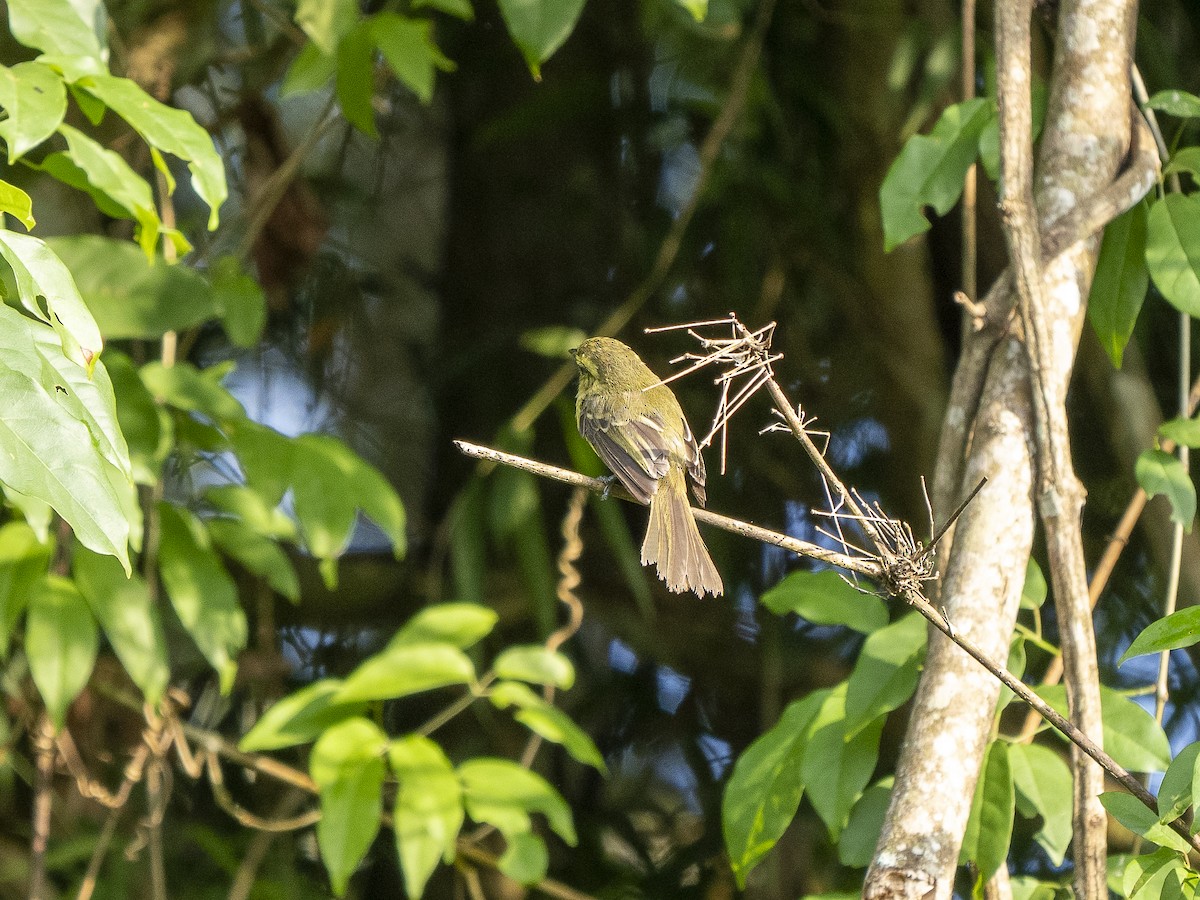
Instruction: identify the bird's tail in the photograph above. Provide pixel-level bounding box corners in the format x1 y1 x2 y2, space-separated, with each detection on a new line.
642 469 723 597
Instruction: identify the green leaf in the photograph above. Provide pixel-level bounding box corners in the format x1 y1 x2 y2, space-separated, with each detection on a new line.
760 569 888 633
1101 792 1193 854
105 351 169 485
337 642 475 703
1165 147 1200 182
211 257 266 348
1008 876 1069 900
1160 416 1200 448
26 575 98 730
208 519 300 603
802 684 884 840
843 612 926 737
1122 607 1200 663
1089 202 1148 368
1146 193 1200 318
291 434 407 567
0 522 51 658
0 61 66 161
140 361 246 424
458 758 576 845
838 778 892 868
228 421 295 506
371 13 452 105
1009 743 1072 865
393 603 498 649
295 0 359 55
0 228 103 364
1147 90 1200 119
0 179 34 230
412 0 474 21
6 0 107 71
389 735 463 897
675 0 707 22
494 645 575 689
1156 741 1200 825
520 326 587 358
960 741 1013 881
335 21 376 137
1135 449 1195 532
496 0 586 78
1020 557 1048 610
74 546 168 703
880 98 992 251
489 680 607 773
157 503 247 693
311 717 388 896
722 692 823 887
281 41 336 97
204 485 296 541
1122 848 1188 900
0 304 133 569
1036 684 1170 772
74 74 226 229
498 831 548 884
240 679 366 752
49 236 218 339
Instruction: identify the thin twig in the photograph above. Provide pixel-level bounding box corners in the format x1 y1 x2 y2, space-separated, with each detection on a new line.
29 715 55 900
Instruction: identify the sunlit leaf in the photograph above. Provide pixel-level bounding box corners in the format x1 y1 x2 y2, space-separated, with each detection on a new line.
1135 449 1195 532
1159 416 1200 448
498 831 549 884
1037 684 1170 772
490 680 607 772
6 0 107 70
494 645 574 689
0 179 34 230
802 684 884 840
1155 741 1200 826
843 612 926 737
389 735 463 897
496 0 586 79
960 741 1013 881
140 361 246 424
1165 147 1200 182
1146 193 1200 318
1089 202 1148 368
295 0 359 55
412 0 474 21
1121 606 1200 663
1122 848 1188 900
337 642 475 703
1147 90 1200 119
371 13 454 105
335 20 376 137
26 575 98 729
459 758 576 845
0 61 66 161
240 680 366 752
208 518 300 602
1019 557 1047 609
1101 792 1192 854
760 569 888 633
392 603 498 649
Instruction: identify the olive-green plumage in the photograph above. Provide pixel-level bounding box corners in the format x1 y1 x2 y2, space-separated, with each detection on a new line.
571 337 722 597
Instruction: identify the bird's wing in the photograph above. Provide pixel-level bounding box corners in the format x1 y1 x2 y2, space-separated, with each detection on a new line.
579 393 671 504
682 415 707 507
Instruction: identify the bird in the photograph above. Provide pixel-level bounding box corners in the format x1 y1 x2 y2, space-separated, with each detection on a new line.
570 337 722 597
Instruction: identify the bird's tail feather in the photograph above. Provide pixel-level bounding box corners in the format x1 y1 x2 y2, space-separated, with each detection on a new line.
642 472 722 597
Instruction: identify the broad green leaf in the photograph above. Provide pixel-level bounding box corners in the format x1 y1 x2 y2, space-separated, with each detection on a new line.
335 21 376 137
104 351 169 484
494 645 574 689
880 98 992 251
1122 848 1188 899
496 0 586 78
675 0 707 21
211 257 266 348
6 0 107 70
0 179 34 229
760 569 887 633
1037 684 1170 772
74 546 168 703
49 235 218 339
282 41 336 97
54 125 159 255
371 13 454 105
0 228 103 363
240 679 366 752
1101 792 1193 854
498 832 548 884
722 692 824 887
458 758 576 845
0 62 66 160
413 0 474 18
1089 202 1148 368
74 74 226 229
1008 876 1069 900
1122 607 1200 663
389 735 463 898
1009 743 1072 865
490 680 607 773
26 575 98 729
960 741 1013 881
140 361 246 424
1148 90 1200 119
0 304 132 568
1160 416 1200 448
838 778 892 868
157 503 247 693
337 642 475 703
291 434 407 569
844 612 926 737
802 684 884 840
295 0 359 55
1146 193 1200 318
392 603 498 649
1156 741 1200 825
1165 147 1200 182
311 717 388 896
520 326 587 358
227 421 295 505
1020 557 1048 609
204 485 296 541
208 519 300 602
0 522 51 657
1135 449 1195 532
